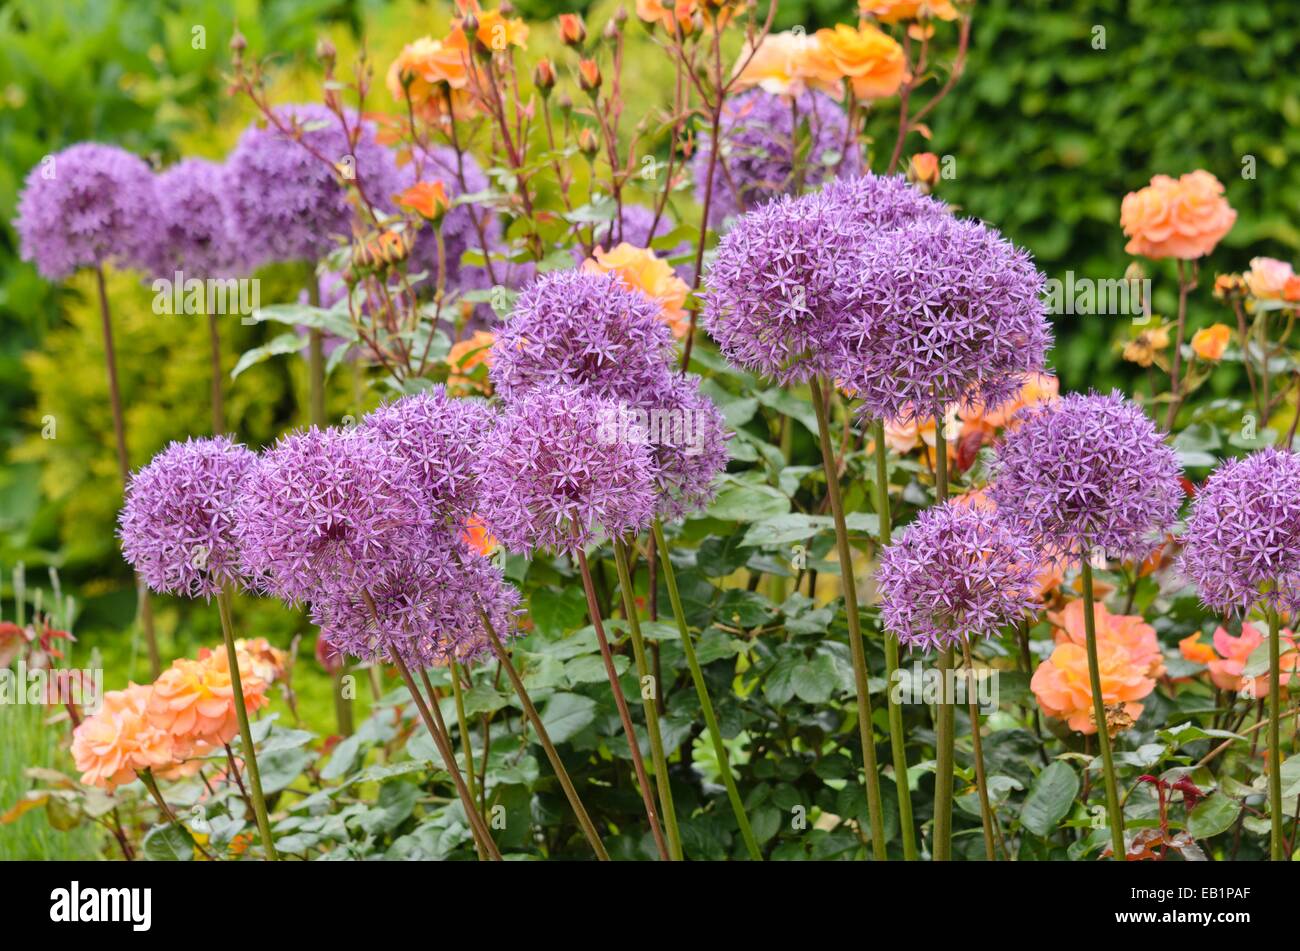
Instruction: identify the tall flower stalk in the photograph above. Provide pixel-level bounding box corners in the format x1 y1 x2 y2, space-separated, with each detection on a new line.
931 417 954 860
1078 559 1126 858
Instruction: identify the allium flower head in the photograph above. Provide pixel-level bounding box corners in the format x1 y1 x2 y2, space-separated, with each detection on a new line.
15 143 160 279
490 269 675 400
876 502 1040 651
702 188 871 385
831 215 1051 423
694 88 860 227
362 387 494 521
153 158 243 277
819 172 949 233
627 373 730 520
1179 447 1300 618
474 387 658 554
312 531 520 667
990 391 1183 565
224 105 403 268
235 426 433 602
119 437 257 599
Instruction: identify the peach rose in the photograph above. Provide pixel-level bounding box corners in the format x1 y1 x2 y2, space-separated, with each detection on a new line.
732 30 843 98
1122 325 1170 368
1191 323 1231 361
461 8 529 51
72 684 175 790
583 243 692 339
1204 623 1298 698
1179 631 1217 665
1244 257 1296 300
447 329 496 395
386 34 475 122
960 372 1059 431
235 638 290 686
908 151 940 191
1031 639 1156 736
636 0 701 34
1049 599 1165 679
860 0 960 24
815 23 906 101
1120 171 1236 260
397 180 450 220
148 651 268 757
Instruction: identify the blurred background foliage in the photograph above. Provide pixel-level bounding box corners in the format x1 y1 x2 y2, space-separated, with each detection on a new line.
0 0 1292 708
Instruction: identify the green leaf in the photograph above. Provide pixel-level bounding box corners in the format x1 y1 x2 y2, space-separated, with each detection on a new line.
321 733 364 782
742 513 834 547
1020 761 1079 837
1188 793 1241 839
790 653 839 704
706 477 790 522
143 823 196 861
540 693 596 744
230 332 306 379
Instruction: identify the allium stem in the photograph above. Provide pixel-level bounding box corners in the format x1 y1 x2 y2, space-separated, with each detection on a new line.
575 546 671 860
875 420 917 861
1079 561 1126 859
420 667 483 848
448 660 480 817
613 539 683 860
386 644 501 860
653 519 763 860
306 263 326 428
961 636 997 860
932 412 955 860
480 610 610 860
95 265 160 678
206 309 225 435
1265 603 1286 861
216 587 278 861
811 378 887 859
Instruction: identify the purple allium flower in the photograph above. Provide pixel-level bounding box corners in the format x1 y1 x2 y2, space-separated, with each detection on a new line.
15 143 160 280
362 387 494 522
489 269 676 401
830 215 1052 424
989 391 1183 565
876 501 1040 651
224 105 402 268
701 189 871 385
629 373 730 520
819 172 949 233
152 158 243 278
119 436 257 599
235 426 433 603
694 88 860 228
311 531 520 667
473 387 658 554
400 145 498 295
1179 448 1300 618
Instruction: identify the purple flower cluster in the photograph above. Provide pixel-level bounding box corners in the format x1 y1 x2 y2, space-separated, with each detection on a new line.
362 387 494 522
634 373 730 520
990 391 1183 565
152 158 244 278
1179 448 1300 618
311 529 519 667
224 104 403 268
702 189 873 385
234 426 434 603
830 215 1051 424
694 88 860 228
819 172 950 233
473 387 659 554
15 143 159 279
119 437 257 599
490 269 675 401
876 502 1040 651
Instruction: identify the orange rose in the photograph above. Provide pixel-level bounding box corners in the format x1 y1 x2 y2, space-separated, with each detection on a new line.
636 0 704 35
235 638 290 686
960 372 1059 431
1179 632 1217 665
1120 170 1236 260
385 34 475 122
398 180 450 220
1190 323 1231 361
462 516 498 557
1031 639 1155 736
861 0 959 24
583 243 692 338
908 151 940 191
72 684 174 790
1204 623 1298 698
557 13 586 46
732 30 843 98
1049 599 1165 678
463 9 530 51
148 651 268 758
1244 257 1296 301
815 23 906 101
447 329 496 395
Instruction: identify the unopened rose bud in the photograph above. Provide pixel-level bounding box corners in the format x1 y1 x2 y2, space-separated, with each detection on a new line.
500 0 515 15
558 13 586 47
534 58 557 95
230 29 247 67
614 5 628 25
577 58 601 96
578 127 600 158
316 37 336 67
603 19 619 41
907 152 940 193
558 93 574 116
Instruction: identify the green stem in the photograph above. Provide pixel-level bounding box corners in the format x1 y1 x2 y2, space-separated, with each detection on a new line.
480 610 609 860
932 412 955 860
1265 603 1286 861
875 420 917 860
449 660 480 817
1080 560 1126 859
216 588 278 861
613 540 683 860
140 768 216 861
961 636 997 860
653 519 762 860
811 378 887 859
